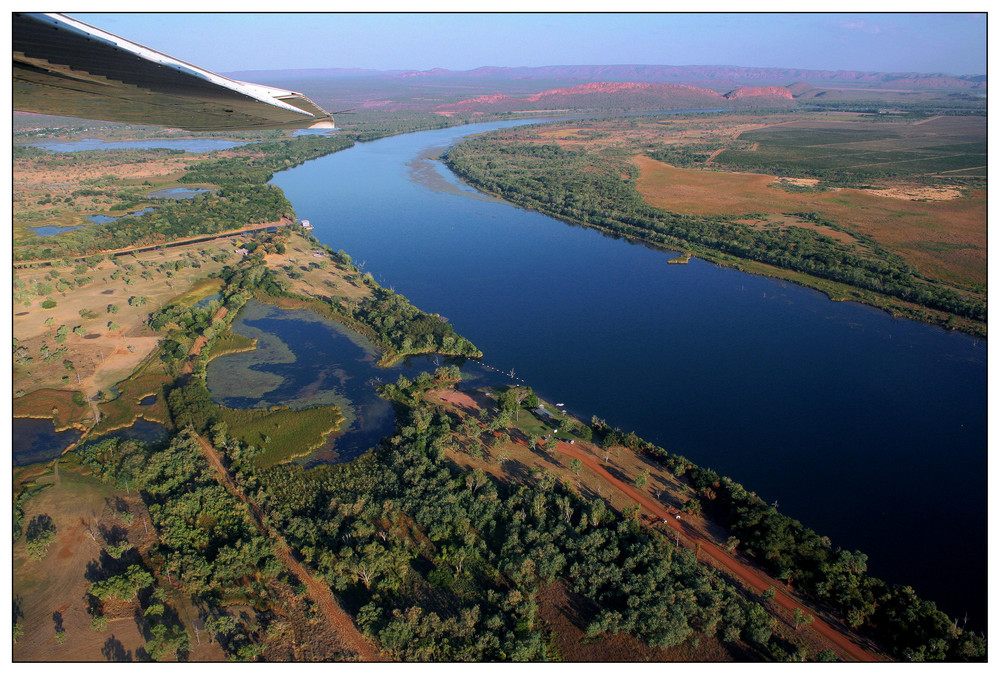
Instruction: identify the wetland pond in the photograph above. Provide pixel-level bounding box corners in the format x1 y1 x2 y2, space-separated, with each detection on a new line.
206 300 501 466
12 418 82 467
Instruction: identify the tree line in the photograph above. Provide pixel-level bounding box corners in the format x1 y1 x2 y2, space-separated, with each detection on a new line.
592 423 986 661
444 134 985 328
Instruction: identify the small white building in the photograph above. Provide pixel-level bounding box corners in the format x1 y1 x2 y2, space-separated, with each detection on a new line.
300 219 313 230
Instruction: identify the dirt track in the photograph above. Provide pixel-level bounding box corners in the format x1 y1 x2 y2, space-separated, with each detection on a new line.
13 219 292 269
435 387 880 662
192 433 381 661
550 440 880 662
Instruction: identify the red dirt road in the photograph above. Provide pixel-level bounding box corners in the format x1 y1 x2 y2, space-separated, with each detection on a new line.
193 433 381 661
435 388 880 662
14 219 292 269
554 441 879 662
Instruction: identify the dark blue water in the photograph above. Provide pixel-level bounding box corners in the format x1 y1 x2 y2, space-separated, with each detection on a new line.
98 419 169 445
29 224 85 237
30 138 248 153
12 417 82 466
271 120 987 629
31 207 157 238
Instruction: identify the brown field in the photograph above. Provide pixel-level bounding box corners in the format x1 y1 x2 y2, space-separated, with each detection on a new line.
514 113 986 290
536 114 798 153
633 155 986 288
12 153 203 238
263 232 372 302
12 459 226 662
13 238 237 399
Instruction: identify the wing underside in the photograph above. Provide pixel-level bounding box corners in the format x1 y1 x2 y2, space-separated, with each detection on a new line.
13 12 335 131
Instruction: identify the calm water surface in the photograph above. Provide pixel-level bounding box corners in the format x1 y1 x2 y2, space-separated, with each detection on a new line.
12 418 81 466
148 187 212 199
271 121 987 628
206 300 502 465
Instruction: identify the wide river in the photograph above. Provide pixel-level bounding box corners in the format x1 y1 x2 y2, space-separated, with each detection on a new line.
271 120 987 630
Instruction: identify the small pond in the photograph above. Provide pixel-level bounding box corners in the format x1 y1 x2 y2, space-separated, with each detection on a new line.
194 293 222 310
98 419 170 445
30 207 156 237
12 418 82 466
206 300 503 465
148 187 212 200
86 207 156 224
29 224 85 237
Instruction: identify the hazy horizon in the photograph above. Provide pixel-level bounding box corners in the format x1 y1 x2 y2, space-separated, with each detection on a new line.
69 12 986 77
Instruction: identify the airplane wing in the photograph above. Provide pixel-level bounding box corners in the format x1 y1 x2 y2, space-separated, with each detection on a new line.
13 12 336 131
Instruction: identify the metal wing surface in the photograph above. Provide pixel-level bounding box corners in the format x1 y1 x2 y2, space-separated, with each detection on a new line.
13 12 336 131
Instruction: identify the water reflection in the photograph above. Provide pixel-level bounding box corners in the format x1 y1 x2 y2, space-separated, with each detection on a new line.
12 418 81 466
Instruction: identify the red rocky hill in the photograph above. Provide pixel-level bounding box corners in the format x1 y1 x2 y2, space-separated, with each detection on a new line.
435 82 727 114
723 86 795 100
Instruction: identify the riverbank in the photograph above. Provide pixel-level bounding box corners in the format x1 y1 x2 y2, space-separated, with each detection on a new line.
425 382 982 661
443 115 986 339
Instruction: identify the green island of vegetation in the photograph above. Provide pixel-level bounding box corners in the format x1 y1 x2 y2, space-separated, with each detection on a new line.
12 113 985 662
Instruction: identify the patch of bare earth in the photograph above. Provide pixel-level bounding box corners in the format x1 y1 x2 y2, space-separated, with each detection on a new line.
263 233 372 302
13 238 235 399
632 155 986 288
537 580 740 661
863 185 963 201
12 154 200 232
258 584 354 661
12 463 225 661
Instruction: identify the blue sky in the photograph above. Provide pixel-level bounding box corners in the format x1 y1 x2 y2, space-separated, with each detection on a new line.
71 11 987 76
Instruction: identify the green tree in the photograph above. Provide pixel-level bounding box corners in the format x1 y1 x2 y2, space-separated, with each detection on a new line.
25 514 56 559
634 469 649 490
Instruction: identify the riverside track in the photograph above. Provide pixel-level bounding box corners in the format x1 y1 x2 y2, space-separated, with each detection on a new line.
551 440 880 662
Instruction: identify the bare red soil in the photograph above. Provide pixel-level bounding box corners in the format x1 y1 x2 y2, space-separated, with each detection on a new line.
435 388 882 662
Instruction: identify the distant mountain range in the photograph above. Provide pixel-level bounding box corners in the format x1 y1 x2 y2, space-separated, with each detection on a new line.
226 64 986 92
433 82 796 114
393 65 987 91
220 64 985 116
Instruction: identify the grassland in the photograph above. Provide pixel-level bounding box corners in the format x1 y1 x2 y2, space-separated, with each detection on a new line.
633 154 987 289
11 455 229 662
715 116 987 181
216 404 346 468
12 388 93 431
